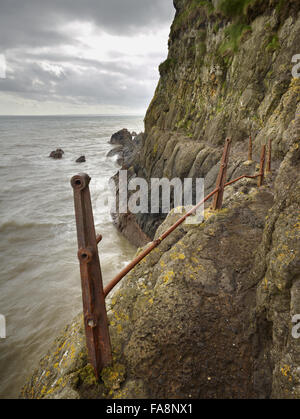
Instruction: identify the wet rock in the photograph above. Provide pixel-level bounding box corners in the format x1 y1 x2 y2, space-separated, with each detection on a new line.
108 128 137 167
49 149 64 159
132 132 144 147
76 156 86 163
106 145 123 158
107 130 145 169
110 128 133 147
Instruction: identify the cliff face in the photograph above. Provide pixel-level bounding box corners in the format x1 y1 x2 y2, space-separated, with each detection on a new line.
22 0 300 399
130 0 300 239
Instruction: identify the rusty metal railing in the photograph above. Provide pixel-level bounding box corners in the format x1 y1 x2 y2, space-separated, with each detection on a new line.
212 138 231 210
248 135 253 162
71 137 271 379
71 174 112 378
258 144 266 187
103 186 220 298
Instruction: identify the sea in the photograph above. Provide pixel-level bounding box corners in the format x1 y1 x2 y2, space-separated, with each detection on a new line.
0 115 143 398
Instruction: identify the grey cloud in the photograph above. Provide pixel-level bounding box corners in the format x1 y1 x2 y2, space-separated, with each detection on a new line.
59 71 151 108
18 50 158 79
0 0 174 113
0 51 159 108
0 0 174 49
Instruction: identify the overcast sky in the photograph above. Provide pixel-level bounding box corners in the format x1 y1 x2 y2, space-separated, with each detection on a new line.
0 0 175 115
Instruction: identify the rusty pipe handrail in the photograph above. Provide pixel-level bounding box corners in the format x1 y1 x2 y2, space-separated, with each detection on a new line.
103 187 220 298
71 138 271 380
212 138 231 210
248 136 253 161
258 145 266 187
104 172 265 298
224 173 261 187
104 143 267 298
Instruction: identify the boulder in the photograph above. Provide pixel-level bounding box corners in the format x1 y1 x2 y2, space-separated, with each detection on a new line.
107 130 144 168
76 156 86 163
106 145 123 159
49 149 64 159
110 129 133 147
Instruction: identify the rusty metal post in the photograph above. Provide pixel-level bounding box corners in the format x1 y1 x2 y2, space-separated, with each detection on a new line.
212 138 231 210
71 173 112 379
248 135 253 161
266 139 272 173
258 145 266 187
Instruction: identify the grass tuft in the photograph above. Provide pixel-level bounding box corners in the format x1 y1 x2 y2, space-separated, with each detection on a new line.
219 22 252 55
218 0 255 18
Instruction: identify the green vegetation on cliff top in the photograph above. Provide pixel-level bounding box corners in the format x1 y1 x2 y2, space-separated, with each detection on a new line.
172 0 214 32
